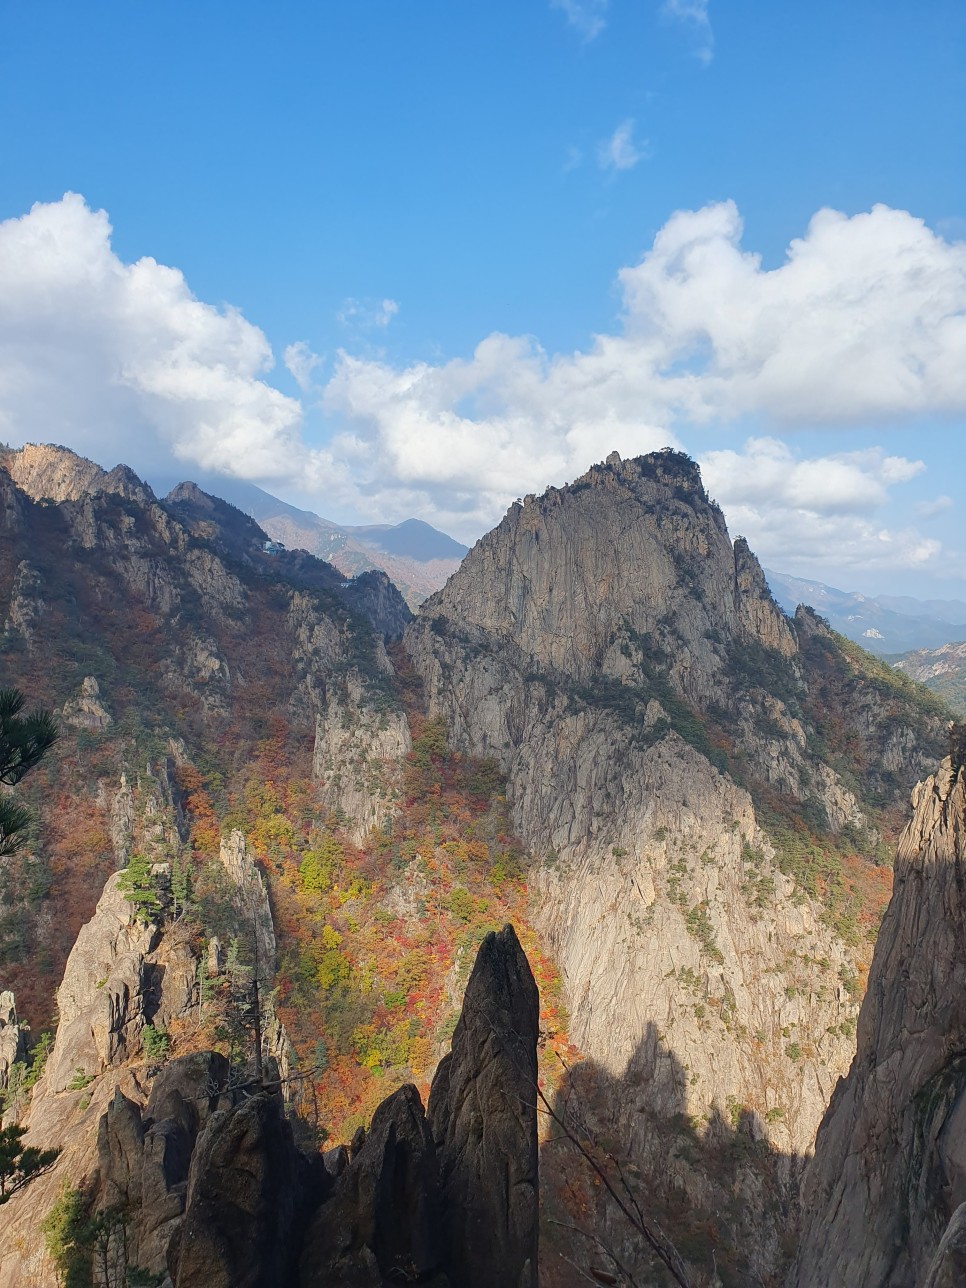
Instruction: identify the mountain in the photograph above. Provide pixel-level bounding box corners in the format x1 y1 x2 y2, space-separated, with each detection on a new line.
793 727 966 1287
150 471 468 608
766 567 966 713
405 448 947 1283
0 442 953 1287
0 848 539 1287
892 641 966 716
0 442 551 1283
0 442 410 1028
766 568 966 655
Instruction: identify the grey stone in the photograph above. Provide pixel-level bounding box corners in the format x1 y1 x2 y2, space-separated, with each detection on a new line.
428 924 539 1288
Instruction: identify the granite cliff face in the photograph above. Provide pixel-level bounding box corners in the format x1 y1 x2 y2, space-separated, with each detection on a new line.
793 730 966 1288
406 449 946 1280
312 668 412 844
0 823 295 1283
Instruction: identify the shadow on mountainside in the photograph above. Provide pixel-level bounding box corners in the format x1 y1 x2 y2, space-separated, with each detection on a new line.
539 1023 805 1288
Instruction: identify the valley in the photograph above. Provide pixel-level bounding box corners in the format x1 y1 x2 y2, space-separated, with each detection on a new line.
0 443 958 1287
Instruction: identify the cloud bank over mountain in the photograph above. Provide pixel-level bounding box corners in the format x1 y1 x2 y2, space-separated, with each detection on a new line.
0 193 961 568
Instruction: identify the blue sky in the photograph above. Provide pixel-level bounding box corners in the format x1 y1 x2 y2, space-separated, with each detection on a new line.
1 0 965 595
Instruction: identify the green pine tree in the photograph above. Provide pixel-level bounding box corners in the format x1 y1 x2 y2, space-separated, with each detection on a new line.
0 688 58 857
0 1122 59 1203
117 851 163 922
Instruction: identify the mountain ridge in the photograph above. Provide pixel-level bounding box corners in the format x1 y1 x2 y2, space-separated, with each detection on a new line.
766 566 966 655
149 470 468 608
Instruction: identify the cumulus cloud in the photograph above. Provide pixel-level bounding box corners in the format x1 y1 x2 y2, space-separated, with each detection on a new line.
3 193 965 553
0 193 310 484
322 336 679 535
283 341 323 391
662 0 714 64
551 0 609 41
321 201 966 536
598 119 648 171
612 200 966 423
700 438 940 574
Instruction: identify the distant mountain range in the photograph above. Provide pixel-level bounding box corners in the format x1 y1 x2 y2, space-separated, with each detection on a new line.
151 473 468 608
765 569 966 656
765 568 966 715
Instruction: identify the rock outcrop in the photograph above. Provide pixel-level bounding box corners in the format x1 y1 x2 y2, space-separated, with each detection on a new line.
5 442 125 504
168 1091 313 1288
217 830 276 978
298 1083 440 1285
404 453 939 1147
45 872 163 1092
0 913 539 1288
3 559 45 645
793 737 966 1288
0 990 25 1091
922 1205 966 1288
98 1053 237 1274
0 831 286 1281
313 669 412 843
61 674 113 729
300 924 539 1288
428 923 539 1288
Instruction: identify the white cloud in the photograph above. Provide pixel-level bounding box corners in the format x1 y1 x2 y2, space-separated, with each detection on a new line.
700 438 940 574
0 194 309 484
598 119 647 171
551 0 608 41
701 437 925 515
321 202 966 536
283 341 322 391
612 200 966 423
3 193 966 554
321 336 679 535
337 297 400 329
662 0 714 64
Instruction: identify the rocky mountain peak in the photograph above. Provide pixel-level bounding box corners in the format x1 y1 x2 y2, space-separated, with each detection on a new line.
793 733 966 1287
404 448 946 1283
418 448 793 701
3 442 155 504
164 479 273 560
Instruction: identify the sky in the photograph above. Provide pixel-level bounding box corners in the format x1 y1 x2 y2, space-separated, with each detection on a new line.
1 0 965 597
